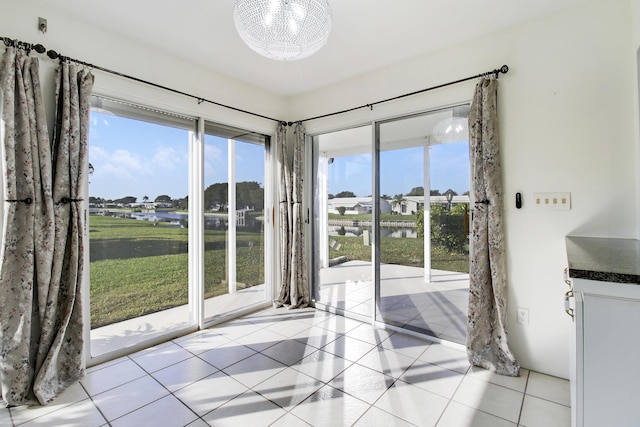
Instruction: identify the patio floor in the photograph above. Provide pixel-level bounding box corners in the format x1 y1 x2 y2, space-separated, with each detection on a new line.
318 260 469 344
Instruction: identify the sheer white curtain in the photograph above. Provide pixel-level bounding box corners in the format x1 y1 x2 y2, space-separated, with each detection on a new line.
0 47 93 406
467 77 520 377
275 123 309 308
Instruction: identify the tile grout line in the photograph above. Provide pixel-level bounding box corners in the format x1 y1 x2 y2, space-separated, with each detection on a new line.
250 330 377 425
517 369 530 426
78 380 111 427
349 342 425 426
432 357 469 427
123 358 204 426
95 352 206 425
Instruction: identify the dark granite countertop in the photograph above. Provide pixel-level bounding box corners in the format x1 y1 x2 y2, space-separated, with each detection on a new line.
565 236 640 284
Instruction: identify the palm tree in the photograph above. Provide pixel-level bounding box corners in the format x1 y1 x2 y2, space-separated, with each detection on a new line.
391 193 406 214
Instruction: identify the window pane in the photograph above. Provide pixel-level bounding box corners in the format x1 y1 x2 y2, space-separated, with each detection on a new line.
313 125 373 317
235 142 265 290
376 108 470 344
203 135 228 306
89 101 192 357
203 132 267 321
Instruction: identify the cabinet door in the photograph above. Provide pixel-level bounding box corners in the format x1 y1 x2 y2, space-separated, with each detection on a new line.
582 294 640 427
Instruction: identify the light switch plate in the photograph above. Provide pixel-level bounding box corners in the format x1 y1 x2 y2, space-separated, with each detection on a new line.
533 192 571 210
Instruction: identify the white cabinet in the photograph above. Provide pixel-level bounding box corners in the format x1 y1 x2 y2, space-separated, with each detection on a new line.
572 278 640 427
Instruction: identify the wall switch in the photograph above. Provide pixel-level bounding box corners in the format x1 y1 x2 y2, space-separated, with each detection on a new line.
533 192 571 210
517 307 529 325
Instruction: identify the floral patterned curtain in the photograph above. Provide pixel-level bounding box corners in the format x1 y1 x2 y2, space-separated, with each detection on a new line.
0 47 94 406
275 123 291 306
275 123 309 308
467 77 520 377
33 61 94 404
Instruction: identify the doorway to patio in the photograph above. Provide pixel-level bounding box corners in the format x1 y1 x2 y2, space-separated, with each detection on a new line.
87 97 273 363
311 105 471 345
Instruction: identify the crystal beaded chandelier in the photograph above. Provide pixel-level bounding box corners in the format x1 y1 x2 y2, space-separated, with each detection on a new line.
233 0 332 61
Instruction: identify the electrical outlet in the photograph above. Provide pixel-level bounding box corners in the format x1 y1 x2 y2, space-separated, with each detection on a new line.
517 307 529 325
38 17 47 33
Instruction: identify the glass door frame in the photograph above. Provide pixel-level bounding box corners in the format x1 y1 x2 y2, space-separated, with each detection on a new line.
310 102 470 342
83 102 276 367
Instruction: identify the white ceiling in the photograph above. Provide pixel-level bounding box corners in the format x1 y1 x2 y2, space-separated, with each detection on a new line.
40 0 589 97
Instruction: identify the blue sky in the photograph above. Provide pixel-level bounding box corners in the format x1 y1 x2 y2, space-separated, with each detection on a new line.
89 111 467 201
89 112 264 201
328 143 470 197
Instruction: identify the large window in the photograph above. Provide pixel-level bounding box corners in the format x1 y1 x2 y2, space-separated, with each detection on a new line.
87 97 272 361
88 97 194 357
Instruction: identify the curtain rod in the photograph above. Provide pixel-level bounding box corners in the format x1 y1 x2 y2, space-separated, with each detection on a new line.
0 36 287 125
293 64 509 124
1 36 508 127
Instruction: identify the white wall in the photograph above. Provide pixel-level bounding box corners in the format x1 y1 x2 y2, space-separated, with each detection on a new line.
291 0 638 378
0 2 287 136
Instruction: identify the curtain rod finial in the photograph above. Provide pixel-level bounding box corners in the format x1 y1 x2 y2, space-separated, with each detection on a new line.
500 65 509 74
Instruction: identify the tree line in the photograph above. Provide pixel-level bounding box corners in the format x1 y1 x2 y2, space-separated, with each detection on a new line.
89 181 264 212
328 186 469 199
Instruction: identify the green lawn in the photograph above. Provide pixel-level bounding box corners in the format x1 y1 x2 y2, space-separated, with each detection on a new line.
89 215 263 328
328 235 469 273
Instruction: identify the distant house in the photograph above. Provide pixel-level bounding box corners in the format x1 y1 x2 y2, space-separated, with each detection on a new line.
390 195 470 215
128 202 156 209
328 197 392 215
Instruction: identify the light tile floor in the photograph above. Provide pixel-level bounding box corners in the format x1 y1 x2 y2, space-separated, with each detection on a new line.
2 307 570 427
91 284 267 357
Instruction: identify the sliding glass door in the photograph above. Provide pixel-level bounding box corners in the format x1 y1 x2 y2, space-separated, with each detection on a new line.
88 97 194 357
375 106 470 343
312 105 470 344
312 125 373 319
87 97 272 360
203 124 268 321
